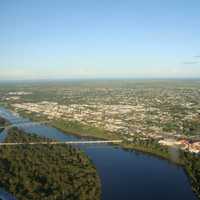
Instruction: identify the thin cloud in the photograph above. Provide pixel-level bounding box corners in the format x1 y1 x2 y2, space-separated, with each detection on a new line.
182 61 200 65
182 55 200 64
194 55 200 58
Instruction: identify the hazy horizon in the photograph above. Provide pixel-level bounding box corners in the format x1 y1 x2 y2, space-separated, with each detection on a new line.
1 77 200 83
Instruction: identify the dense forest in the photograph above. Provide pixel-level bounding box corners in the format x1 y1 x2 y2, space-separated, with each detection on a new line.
0 128 101 200
181 152 200 199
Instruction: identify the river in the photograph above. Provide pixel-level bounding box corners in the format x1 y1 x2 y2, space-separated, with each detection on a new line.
0 107 198 200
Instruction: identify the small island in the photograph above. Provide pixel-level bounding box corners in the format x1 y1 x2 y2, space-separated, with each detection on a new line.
0 128 101 200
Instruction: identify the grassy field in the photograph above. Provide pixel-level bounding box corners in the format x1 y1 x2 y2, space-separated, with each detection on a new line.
52 119 120 140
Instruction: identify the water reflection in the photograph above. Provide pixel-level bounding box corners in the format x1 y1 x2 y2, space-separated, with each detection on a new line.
0 107 198 200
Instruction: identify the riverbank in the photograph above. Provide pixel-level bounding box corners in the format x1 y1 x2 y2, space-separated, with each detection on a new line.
0 116 10 126
0 116 10 133
48 119 200 199
2 108 200 199
13 110 120 140
51 119 120 140
52 120 183 164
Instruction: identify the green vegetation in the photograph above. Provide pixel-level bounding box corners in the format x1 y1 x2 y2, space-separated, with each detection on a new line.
0 128 101 200
181 152 200 199
52 119 119 140
183 119 200 136
0 117 9 132
1 80 200 199
29 112 200 198
11 110 119 140
5 110 200 198
162 122 180 133
122 139 182 165
0 117 8 126
123 139 200 199
0 101 8 108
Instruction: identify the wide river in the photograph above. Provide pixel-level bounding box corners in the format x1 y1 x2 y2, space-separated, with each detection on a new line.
0 107 198 200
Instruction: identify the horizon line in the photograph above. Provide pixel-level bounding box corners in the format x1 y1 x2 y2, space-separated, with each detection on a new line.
0 77 200 82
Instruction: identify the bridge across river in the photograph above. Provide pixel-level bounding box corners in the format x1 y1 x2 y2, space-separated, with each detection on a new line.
0 121 122 146
0 140 122 146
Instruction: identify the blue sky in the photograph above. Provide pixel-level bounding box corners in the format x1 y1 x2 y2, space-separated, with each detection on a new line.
0 0 200 80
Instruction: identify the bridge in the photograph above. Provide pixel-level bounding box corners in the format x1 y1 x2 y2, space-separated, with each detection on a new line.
0 140 122 146
0 120 122 146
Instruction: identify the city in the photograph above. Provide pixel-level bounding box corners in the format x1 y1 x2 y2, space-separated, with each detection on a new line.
1 0 200 199
2 80 200 154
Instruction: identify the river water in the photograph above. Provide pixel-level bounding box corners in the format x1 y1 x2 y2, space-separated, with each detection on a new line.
0 107 198 200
